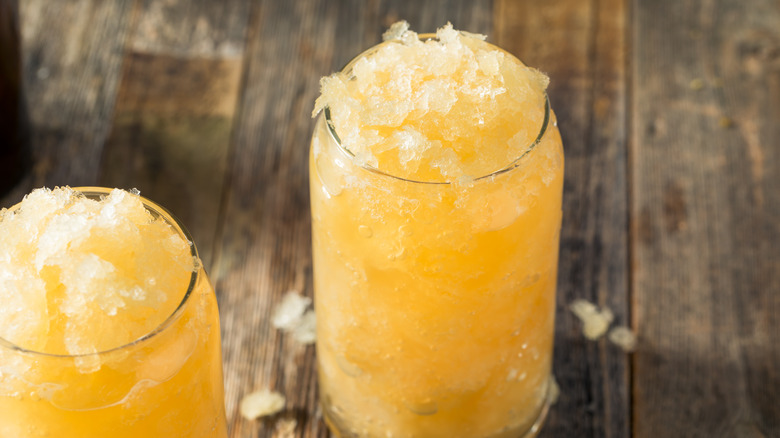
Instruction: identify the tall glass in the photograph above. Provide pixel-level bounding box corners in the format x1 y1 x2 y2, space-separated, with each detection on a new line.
310 37 564 437
0 188 227 438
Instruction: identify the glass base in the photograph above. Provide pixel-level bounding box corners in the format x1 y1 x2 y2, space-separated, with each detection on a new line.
322 378 554 438
518 393 551 438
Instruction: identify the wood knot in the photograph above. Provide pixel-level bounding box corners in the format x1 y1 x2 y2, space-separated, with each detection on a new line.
736 30 780 75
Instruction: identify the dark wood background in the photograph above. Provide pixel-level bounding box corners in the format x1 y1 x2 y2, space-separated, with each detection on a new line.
2 1 778 437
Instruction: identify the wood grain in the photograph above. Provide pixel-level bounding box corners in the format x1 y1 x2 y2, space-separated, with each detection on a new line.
212 2 328 434
0 0 134 208
100 52 243 268
495 1 630 437
99 0 249 269
129 0 250 58
631 0 780 436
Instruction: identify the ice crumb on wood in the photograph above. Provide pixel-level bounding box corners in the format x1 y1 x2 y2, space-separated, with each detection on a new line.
569 299 614 340
608 326 637 352
239 389 285 420
272 290 316 344
271 290 310 330
290 309 316 344
275 418 297 438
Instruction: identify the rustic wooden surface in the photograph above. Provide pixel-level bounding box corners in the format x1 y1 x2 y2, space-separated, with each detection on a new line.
2 0 779 437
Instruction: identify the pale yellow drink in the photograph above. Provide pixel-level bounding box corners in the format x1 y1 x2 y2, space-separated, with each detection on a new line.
0 187 227 438
310 23 564 437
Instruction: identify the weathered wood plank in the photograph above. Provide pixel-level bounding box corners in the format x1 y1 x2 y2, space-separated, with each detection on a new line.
0 0 134 208
99 0 249 270
213 2 493 437
129 0 249 58
213 3 330 435
376 0 493 37
99 53 243 268
495 0 630 437
631 0 780 436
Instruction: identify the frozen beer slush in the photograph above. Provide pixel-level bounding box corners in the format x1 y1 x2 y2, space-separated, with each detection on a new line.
0 187 227 437
310 22 564 437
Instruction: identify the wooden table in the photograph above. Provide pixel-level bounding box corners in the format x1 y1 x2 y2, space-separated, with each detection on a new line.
3 1 778 437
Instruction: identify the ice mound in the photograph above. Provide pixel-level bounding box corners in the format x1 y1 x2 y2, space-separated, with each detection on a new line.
314 22 549 182
0 187 195 363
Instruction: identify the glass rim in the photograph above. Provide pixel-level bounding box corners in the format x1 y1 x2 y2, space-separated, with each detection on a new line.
323 32 552 185
0 186 200 359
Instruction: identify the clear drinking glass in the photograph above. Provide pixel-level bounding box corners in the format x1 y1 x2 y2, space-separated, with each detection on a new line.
310 35 564 437
0 187 227 438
